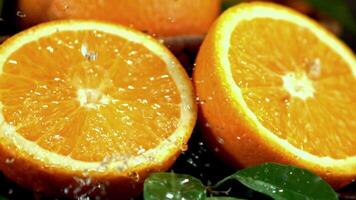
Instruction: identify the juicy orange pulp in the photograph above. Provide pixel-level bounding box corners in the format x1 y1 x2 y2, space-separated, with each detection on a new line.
1 30 181 162
0 20 197 199
193 2 356 188
231 18 356 159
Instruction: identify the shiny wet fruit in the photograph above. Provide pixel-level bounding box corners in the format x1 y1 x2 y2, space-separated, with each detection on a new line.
0 20 197 199
17 0 221 37
194 2 356 189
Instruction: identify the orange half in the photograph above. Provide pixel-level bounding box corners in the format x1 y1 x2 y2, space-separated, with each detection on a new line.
194 2 356 188
0 20 196 199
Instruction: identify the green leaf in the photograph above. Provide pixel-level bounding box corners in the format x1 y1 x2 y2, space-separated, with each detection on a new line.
206 197 245 200
144 172 206 200
302 0 356 34
0 196 8 200
215 163 338 200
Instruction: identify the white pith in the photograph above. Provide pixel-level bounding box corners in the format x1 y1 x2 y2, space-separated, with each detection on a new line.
282 72 315 100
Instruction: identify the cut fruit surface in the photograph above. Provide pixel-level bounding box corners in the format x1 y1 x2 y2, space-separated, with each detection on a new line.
193 2 356 188
0 20 196 199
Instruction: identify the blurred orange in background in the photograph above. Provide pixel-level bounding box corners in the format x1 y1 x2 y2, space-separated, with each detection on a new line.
17 0 221 37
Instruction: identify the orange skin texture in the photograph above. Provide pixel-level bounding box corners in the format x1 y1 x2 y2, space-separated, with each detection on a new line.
18 0 221 37
193 17 354 189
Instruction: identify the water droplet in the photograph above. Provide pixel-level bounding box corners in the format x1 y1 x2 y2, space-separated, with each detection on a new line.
80 43 97 61
167 16 176 23
8 60 18 64
138 98 148 104
180 179 189 185
181 143 188 152
52 101 60 104
46 46 54 53
118 87 126 92
126 60 133 65
303 138 308 143
265 97 270 102
86 52 97 61
217 137 224 144
52 134 64 141
195 97 206 105
85 177 92 185
136 146 146 154
278 189 284 192
308 58 321 79
163 95 172 102
8 189 13 195
53 77 61 81
5 157 15 164
16 11 26 18
186 158 197 167
128 172 140 182
128 51 137 56
152 103 161 109
166 192 174 199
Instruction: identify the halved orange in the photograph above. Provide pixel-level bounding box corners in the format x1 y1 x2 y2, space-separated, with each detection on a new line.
18 0 221 37
0 20 196 199
193 2 356 188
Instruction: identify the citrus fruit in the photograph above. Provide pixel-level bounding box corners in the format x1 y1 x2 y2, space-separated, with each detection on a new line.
17 0 221 37
0 20 197 199
193 2 356 188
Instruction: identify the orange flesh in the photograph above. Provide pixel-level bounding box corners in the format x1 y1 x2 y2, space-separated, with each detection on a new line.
0 30 181 162
229 18 356 159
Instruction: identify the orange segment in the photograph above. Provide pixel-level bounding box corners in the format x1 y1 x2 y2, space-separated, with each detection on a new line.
0 20 196 199
194 2 356 188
